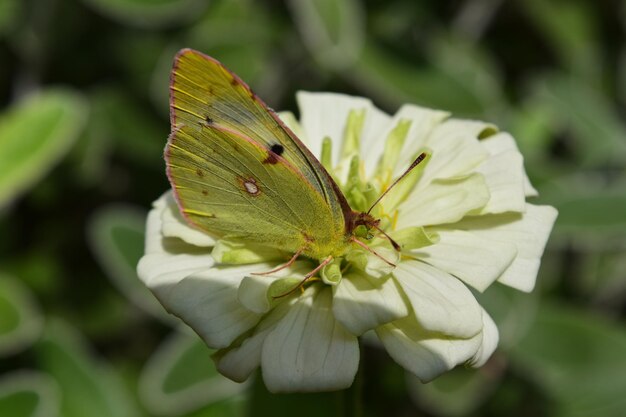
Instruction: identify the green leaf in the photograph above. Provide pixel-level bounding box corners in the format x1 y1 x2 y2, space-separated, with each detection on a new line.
288 0 365 70
139 331 247 416
0 275 43 356
88 205 172 322
95 89 165 167
526 75 626 166
510 302 626 417
0 89 87 208
520 0 600 80
249 374 344 417
354 44 487 116
0 0 19 36
80 0 210 28
0 371 60 417
406 367 501 417
35 319 137 417
537 176 626 243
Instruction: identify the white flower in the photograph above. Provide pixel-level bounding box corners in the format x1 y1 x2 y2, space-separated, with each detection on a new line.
137 92 557 393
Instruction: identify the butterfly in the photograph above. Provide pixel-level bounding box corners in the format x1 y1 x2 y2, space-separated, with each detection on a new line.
166 49 425 281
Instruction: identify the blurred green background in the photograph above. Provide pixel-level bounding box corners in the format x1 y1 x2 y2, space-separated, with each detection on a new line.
1 0 625 416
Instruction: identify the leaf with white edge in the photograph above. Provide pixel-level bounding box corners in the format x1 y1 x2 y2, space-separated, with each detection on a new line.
287 0 364 70
0 275 43 357
510 303 626 417
376 315 482 383
0 371 60 417
393 261 483 338
397 173 490 228
412 229 517 292
0 89 87 208
261 287 359 393
332 273 409 335
449 204 558 292
81 0 209 28
34 319 135 417
139 331 247 417
88 205 173 322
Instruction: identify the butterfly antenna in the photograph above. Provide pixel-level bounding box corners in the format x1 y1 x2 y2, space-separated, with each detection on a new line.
372 224 401 251
366 152 427 215
350 237 396 266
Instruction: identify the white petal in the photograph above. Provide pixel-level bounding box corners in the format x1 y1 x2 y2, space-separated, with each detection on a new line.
152 265 263 349
451 204 558 292
261 287 359 393
161 192 216 247
376 315 482 382
215 300 293 383
479 132 538 197
469 308 499 367
418 119 491 185
412 229 517 292
137 195 214 288
332 273 409 335
365 104 448 178
393 261 483 338
296 92 385 163
397 173 490 228
237 262 309 314
474 150 526 214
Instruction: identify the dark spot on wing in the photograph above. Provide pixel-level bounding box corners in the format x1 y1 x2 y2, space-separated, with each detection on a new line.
196 168 204 177
270 144 284 155
230 77 239 86
205 115 214 125
201 190 208 196
263 143 284 164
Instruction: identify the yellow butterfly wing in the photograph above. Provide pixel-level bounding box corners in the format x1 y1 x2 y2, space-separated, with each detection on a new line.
166 49 350 259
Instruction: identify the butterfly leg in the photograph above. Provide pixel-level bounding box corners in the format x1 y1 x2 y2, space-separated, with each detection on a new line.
251 248 304 276
272 256 333 299
350 237 396 267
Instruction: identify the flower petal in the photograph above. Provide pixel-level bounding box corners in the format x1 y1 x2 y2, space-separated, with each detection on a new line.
479 132 538 197
474 150 526 214
152 265 263 349
451 204 558 292
161 192 216 247
137 195 214 289
469 308 499 367
393 261 483 338
296 92 388 165
365 104 448 178
333 273 409 335
214 300 293 383
418 119 492 184
397 173 490 228
412 229 517 291
376 315 482 382
261 287 359 393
